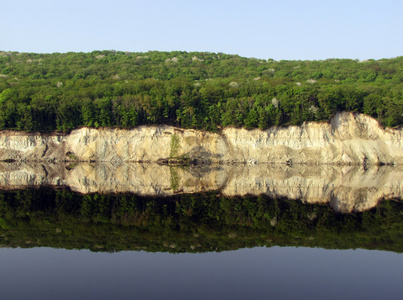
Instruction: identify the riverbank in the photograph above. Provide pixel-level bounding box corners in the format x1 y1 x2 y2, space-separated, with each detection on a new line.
0 112 402 165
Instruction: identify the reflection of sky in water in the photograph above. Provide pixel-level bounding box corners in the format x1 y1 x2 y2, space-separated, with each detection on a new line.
0 247 402 300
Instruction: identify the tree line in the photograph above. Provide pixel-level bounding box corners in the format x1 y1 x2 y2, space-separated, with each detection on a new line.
0 50 402 132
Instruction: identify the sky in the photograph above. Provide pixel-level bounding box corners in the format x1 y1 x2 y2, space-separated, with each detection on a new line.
1 0 402 60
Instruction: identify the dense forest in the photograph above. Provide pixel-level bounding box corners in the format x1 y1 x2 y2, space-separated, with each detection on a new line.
0 50 402 132
0 190 402 253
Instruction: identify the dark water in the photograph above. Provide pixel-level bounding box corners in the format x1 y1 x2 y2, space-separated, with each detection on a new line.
0 247 402 300
0 187 402 299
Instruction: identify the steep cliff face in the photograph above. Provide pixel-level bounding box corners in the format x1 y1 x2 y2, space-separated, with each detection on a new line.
0 112 402 165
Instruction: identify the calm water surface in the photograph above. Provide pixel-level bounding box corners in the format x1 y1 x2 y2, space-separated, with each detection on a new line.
0 163 402 299
0 246 402 300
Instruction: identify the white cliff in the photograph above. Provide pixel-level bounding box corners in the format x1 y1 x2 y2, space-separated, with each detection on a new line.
0 112 401 165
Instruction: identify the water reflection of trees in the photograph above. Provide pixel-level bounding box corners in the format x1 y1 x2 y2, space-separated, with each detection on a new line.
0 189 402 253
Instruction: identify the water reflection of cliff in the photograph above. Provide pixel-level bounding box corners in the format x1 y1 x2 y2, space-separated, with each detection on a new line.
0 162 402 213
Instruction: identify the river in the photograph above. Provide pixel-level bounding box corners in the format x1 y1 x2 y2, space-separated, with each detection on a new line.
0 163 402 299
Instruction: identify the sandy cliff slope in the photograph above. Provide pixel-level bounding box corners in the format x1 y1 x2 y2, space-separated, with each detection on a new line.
0 112 401 165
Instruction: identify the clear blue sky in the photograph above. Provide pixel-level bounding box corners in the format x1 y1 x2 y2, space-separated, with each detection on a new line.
1 0 402 60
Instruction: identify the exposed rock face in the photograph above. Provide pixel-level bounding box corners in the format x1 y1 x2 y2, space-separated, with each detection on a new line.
0 112 402 165
0 162 401 214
